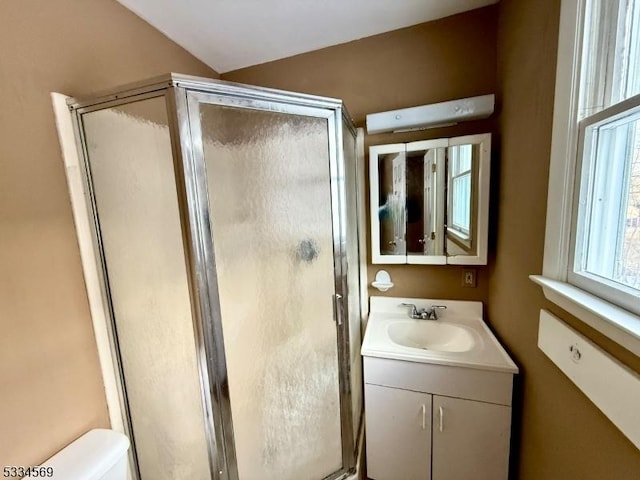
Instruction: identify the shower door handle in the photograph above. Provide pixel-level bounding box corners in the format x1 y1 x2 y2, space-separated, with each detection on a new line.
332 293 343 325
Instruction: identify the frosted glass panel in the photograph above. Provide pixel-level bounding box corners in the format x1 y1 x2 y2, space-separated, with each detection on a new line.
342 123 363 446
199 103 342 480
83 97 211 480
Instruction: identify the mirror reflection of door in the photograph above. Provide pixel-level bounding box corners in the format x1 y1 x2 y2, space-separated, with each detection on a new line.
378 152 407 255
406 152 424 255
446 143 476 256
393 153 407 255
406 148 445 257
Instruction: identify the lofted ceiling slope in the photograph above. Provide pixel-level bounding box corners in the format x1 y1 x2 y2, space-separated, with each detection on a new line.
117 0 499 73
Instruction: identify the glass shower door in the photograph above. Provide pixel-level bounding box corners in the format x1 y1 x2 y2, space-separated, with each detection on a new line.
189 95 346 480
80 96 213 480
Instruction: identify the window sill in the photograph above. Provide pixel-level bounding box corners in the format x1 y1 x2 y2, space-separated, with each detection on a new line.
530 275 640 357
446 227 470 241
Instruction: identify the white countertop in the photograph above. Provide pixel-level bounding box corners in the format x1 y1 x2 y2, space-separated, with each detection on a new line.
361 296 519 374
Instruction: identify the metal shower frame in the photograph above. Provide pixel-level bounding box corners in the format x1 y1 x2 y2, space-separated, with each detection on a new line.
67 73 359 480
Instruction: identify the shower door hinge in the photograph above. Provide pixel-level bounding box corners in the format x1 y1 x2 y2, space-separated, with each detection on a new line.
333 293 343 325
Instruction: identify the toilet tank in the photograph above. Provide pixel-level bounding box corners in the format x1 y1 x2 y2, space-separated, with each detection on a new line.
27 429 130 480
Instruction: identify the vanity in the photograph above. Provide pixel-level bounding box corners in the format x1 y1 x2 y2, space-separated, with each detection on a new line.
361 297 518 480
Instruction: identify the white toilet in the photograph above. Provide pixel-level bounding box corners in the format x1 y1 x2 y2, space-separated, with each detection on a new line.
27 429 130 480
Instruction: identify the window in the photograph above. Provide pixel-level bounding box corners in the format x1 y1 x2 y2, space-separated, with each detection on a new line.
535 0 640 354
448 144 473 238
578 0 640 120
570 0 640 315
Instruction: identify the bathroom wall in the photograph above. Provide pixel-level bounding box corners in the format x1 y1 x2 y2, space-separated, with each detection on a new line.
2 0 637 476
223 6 499 304
223 3 640 477
492 0 640 478
0 0 216 467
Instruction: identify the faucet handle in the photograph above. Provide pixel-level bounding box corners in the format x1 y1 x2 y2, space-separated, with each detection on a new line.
400 303 419 317
429 305 447 320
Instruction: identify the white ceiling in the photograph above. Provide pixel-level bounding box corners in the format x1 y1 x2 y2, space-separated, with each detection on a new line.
117 0 498 73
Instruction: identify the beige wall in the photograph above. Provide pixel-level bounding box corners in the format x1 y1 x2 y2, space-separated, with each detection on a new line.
493 0 640 478
223 6 499 304
224 3 640 477
0 0 216 467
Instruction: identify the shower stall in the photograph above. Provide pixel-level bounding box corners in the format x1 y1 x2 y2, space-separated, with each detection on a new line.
66 74 364 480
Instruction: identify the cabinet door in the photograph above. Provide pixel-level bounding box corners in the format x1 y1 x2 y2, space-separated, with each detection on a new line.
365 384 431 480
432 395 511 480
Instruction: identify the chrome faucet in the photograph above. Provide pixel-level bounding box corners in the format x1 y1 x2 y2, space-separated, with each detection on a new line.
401 303 447 320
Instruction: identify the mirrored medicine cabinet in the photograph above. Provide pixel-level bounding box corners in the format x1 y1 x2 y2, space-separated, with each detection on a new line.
370 133 491 265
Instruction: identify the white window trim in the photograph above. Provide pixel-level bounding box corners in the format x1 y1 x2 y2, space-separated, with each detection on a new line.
532 0 640 356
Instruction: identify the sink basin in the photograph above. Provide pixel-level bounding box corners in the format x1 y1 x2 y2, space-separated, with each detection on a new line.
387 321 476 352
361 297 519 373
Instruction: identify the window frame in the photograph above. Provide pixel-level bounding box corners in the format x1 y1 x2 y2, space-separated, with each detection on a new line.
569 95 640 315
448 144 473 238
532 0 640 356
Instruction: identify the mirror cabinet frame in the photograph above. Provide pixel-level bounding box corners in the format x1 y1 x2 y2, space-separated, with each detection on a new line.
369 133 491 266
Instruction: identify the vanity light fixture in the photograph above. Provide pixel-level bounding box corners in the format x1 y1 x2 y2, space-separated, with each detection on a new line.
366 94 495 134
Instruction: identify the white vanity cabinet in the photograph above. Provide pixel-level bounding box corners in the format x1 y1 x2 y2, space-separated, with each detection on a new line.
365 384 432 480
364 357 514 480
431 395 511 480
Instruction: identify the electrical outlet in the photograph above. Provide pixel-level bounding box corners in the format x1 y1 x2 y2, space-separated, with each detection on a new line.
462 268 477 288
